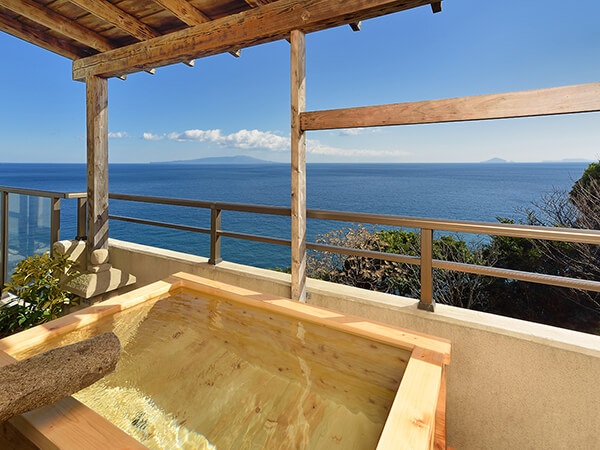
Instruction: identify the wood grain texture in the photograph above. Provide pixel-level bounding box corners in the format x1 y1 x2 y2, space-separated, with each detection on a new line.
69 0 160 41
434 365 447 450
0 0 115 51
376 347 443 449
10 396 146 449
0 278 182 356
290 29 306 303
174 272 451 362
72 0 432 80
86 76 109 258
0 12 91 59
0 347 142 449
0 332 120 423
152 0 241 57
300 82 600 130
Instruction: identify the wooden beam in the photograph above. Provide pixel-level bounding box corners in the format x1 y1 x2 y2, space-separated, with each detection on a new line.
290 29 306 303
300 82 600 130
68 0 159 41
376 347 443 449
86 76 109 258
349 21 361 31
73 0 432 80
431 1 442 13
0 13 90 60
151 0 241 57
0 0 115 52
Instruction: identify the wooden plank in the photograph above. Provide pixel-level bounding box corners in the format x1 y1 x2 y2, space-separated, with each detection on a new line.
377 347 443 450
0 13 91 59
72 0 432 80
434 365 447 450
0 0 116 51
152 0 241 57
300 82 600 130
68 0 160 41
172 272 452 362
86 76 109 260
290 29 306 303
10 397 146 449
0 277 182 356
0 350 144 449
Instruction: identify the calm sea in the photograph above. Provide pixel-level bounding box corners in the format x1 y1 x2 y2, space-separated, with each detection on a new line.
0 162 589 270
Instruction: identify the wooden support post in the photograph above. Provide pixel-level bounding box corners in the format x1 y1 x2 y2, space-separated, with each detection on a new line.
86 76 109 261
291 29 306 303
50 197 60 255
1 192 8 289
419 228 434 311
76 197 87 240
209 206 222 265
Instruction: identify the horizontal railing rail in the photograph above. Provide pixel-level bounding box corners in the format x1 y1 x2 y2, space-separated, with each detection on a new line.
108 192 600 308
3 187 600 310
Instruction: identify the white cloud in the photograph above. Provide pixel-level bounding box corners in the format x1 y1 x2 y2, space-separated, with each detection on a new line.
139 128 409 158
338 128 383 136
108 131 129 138
166 128 289 151
338 128 362 136
143 132 164 141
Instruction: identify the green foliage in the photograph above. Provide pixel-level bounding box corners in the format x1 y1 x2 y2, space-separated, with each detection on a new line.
570 161 600 202
0 252 79 338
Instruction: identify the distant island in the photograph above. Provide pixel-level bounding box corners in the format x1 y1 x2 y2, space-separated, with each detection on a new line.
151 156 277 165
481 158 508 164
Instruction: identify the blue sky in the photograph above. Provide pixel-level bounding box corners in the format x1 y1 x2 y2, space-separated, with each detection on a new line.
0 0 598 163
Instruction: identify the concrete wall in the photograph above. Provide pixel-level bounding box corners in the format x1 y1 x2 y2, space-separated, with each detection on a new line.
109 239 600 450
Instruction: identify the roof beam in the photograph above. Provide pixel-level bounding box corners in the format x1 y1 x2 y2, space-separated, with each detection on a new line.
299 82 600 130
431 2 442 13
0 0 115 51
73 0 434 81
68 0 160 41
349 21 361 31
151 0 240 57
0 13 90 59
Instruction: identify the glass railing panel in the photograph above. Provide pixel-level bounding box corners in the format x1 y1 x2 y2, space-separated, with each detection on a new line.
7 194 51 275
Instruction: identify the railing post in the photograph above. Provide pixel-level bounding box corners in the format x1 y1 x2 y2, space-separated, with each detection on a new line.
419 228 435 311
50 197 60 256
209 206 222 265
76 197 87 240
1 192 8 290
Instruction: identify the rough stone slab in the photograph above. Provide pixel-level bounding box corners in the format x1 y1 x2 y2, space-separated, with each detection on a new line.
64 268 136 299
0 332 121 423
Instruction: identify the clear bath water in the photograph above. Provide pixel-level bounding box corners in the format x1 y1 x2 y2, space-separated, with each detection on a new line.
14 290 409 449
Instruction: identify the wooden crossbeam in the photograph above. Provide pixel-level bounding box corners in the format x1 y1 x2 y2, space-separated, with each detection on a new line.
73 0 432 80
152 0 240 57
431 2 442 13
349 21 361 31
0 13 90 59
299 82 600 130
0 0 115 52
68 0 159 41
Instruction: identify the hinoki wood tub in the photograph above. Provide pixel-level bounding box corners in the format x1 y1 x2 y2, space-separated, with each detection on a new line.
0 273 450 449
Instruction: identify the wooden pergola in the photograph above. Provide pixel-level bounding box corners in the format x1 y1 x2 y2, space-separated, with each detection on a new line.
2 0 599 304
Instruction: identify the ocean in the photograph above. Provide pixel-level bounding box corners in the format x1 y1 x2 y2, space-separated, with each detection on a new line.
0 162 590 270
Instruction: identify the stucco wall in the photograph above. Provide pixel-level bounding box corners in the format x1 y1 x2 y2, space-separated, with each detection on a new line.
109 239 600 450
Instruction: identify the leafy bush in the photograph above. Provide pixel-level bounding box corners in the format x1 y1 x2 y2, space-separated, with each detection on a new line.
0 252 79 338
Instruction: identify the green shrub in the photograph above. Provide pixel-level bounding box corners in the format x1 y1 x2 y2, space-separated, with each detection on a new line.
0 252 79 338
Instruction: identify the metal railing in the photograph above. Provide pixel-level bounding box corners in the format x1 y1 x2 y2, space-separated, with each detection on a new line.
108 192 600 311
2 187 600 311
